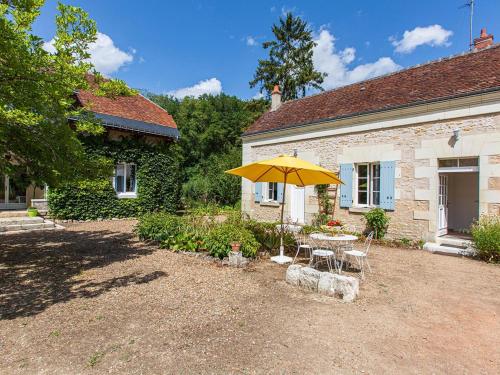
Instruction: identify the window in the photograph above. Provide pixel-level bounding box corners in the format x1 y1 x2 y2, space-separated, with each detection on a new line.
438 157 478 168
114 163 137 197
266 182 278 202
355 163 380 206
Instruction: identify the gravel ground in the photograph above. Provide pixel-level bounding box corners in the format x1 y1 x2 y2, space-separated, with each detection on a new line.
1 220 499 374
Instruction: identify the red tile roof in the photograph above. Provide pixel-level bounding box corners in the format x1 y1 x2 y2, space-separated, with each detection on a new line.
245 44 500 136
76 77 177 129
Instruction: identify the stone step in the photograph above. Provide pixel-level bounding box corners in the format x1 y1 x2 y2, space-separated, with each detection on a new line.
0 216 44 226
0 210 28 218
423 242 474 257
0 219 60 233
436 236 472 249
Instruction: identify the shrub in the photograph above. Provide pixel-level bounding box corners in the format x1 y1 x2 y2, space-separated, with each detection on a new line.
471 215 500 262
204 223 259 259
136 212 185 243
48 180 139 220
243 220 295 252
364 208 390 239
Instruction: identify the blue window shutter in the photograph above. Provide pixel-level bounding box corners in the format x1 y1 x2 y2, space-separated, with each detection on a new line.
254 182 262 203
277 183 284 203
339 164 353 208
380 161 396 210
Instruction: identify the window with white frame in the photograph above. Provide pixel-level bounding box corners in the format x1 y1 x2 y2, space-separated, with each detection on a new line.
355 163 380 206
114 163 137 197
266 182 278 202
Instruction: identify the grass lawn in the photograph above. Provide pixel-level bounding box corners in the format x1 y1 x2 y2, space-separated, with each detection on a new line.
1 220 499 374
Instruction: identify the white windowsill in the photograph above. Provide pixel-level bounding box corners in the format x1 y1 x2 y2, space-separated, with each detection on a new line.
117 193 137 199
349 206 377 213
260 201 280 207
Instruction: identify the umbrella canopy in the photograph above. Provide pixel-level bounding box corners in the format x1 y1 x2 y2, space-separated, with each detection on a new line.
225 155 342 186
226 154 342 264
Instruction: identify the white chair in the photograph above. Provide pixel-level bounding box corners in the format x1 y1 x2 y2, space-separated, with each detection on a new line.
309 232 336 273
292 230 312 264
340 231 374 279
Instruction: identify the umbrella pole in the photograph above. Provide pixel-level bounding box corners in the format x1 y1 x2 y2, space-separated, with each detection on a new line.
279 172 288 259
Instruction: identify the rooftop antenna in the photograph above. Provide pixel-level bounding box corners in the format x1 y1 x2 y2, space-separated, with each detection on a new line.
460 0 475 50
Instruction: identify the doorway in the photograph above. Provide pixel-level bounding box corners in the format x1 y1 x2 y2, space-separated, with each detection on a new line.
0 175 27 210
437 158 479 237
289 185 305 224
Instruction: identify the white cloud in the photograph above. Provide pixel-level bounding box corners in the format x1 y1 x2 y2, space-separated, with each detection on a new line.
246 36 258 46
391 25 453 54
252 92 264 100
312 29 401 90
43 32 133 75
167 78 222 99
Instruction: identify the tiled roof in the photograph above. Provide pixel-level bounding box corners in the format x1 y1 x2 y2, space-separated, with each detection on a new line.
245 44 500 136
75 76 177 132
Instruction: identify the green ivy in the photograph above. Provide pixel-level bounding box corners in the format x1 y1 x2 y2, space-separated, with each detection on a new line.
48 136 181 219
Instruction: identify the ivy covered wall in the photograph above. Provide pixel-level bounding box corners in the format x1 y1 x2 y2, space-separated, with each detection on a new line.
48 134 182 220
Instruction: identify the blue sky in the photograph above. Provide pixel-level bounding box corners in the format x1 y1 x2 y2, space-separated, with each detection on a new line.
34 0 499 99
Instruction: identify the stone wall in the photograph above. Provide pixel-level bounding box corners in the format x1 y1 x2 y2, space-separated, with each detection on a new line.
242 113 500 241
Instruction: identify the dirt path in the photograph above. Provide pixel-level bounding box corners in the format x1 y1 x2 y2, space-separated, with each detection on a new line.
1 220 499 374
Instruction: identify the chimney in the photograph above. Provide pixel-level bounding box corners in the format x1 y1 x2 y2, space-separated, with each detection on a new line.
271 85 282 111
473 28 494 51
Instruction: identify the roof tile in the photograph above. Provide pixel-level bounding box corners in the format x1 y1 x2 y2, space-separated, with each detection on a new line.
245 45 500 135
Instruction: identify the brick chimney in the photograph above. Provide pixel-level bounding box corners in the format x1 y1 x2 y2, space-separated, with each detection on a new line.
473 28 494 51
271 85 282 111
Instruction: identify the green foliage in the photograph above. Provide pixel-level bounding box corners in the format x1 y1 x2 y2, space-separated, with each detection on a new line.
149 93 267 206
204 223 259 259
0 1 131 187
364 208 390 239
136 152 182 213
249 12 325 100
48 180 138 220
136 212 184 242
136 212 212 252
243 220 295 252
48 137 181 219
183 147 242 206
315 184 333 216
471 215 500 262
92 74 138 98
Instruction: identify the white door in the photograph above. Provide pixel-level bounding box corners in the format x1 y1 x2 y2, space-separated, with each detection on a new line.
438 175 448 236
290 185 305 224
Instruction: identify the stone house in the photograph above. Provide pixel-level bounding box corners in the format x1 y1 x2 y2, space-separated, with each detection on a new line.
241 30 500 248
1 77 179 213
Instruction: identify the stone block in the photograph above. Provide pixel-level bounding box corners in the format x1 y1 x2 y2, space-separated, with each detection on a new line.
286 265 359 302
285 264 302 286
317 273 359 302
298 267 321 292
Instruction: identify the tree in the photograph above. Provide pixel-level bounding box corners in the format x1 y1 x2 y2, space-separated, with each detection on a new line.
249 12 325 101
0 1 127 187
149 93 268 206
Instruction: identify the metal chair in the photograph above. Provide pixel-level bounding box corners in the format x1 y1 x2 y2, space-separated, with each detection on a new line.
292 230 312 264
309 232 336 273
340 231 374 279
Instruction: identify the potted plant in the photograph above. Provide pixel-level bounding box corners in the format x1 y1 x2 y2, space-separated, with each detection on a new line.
230 241 241 253
27 207 38 217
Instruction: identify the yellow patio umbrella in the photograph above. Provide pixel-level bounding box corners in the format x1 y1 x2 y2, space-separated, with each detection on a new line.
226 154 343 264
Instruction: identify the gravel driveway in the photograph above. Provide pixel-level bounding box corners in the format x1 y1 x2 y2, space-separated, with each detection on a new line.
1 220 499 374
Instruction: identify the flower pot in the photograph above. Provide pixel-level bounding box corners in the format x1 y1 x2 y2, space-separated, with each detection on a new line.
27 208 38 217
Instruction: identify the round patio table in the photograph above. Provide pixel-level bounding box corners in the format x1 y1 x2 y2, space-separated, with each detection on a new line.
309 233 358 270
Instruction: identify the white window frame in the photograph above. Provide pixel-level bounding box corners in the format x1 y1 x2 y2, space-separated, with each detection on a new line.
113 163 137 198
438 157 479 173
264 182 278 202
354 163 380 207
